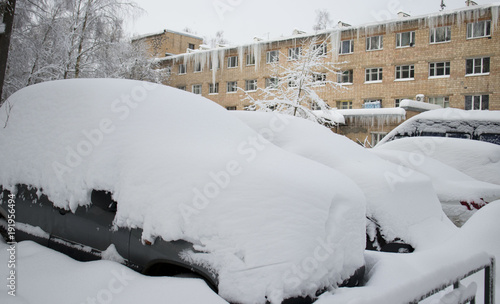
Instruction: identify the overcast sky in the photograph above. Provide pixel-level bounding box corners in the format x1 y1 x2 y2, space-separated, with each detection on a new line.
126 0 477 44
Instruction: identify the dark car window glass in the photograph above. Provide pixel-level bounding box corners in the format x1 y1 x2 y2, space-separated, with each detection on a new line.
420 131 446 137
479 134 500 145
446 132 471 139
91 190 117 212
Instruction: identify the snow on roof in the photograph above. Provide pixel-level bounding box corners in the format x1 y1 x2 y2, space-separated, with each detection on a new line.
399 99 442 111
0 79 366 303
132 29 203 42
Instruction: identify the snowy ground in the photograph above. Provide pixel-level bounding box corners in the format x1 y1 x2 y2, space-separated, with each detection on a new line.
1 200 499 303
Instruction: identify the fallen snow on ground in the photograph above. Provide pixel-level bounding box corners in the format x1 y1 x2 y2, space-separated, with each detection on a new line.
0 239 228 304
316 200 500 304
233 111 456 250
0 79 366 303
376 137 500 185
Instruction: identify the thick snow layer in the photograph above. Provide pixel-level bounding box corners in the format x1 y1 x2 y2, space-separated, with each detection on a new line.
316 200 500 304
376 137 500 185
399 99 442 111
0 239 228 304
232 111 456 250
0 79 366 303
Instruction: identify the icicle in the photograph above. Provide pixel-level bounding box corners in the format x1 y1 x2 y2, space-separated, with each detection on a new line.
492 6 499 32
238 45 244 71
329 29 341 62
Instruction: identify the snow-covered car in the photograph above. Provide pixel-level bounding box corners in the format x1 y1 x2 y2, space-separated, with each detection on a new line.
0 79 367 304
377 108 500 146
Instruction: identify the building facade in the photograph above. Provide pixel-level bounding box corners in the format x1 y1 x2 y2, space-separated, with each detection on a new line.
144 4 500 145
132 29 204 58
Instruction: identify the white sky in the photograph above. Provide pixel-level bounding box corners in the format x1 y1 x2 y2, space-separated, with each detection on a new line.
126 0 477 44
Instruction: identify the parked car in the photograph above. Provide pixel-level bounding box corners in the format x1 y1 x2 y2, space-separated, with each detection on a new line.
0 79 367 304
377 108 500 146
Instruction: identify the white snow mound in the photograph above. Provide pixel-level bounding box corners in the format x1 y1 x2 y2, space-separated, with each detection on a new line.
0 79 366 303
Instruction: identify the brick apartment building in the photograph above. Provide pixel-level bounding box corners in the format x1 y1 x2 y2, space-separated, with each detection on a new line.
136 3 500 145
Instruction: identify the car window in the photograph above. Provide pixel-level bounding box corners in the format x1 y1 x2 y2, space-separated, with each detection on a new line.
420 131 446 137
479 133 500 145
446 132 471 139
91 190 117 212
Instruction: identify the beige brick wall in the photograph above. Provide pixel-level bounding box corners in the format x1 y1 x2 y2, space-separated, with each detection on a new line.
134 30 204 58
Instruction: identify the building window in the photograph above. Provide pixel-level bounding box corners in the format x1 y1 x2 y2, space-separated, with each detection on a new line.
192 84 202 95
288 47 301 60
177 86 186 91
313 73 327 85
429 62 450 78
466 57 490 75
188 43 195 50
246 54 255 66
467 20 491 39
209 60 220 70
428 96 449 108
265 77 278 89
337 101 352 109
430 26 451 43
227 81 238 93
371 132 387 146
266 50 279 63
363 99 382 108
337 70 353 84
178 64 186 75
365 68 383 83
227 56 238 68
395 65 415 80
209 83 219 94
312 44 327 56
194 62 202 73
245 79 258 91
366 35 383 51
226 106 237 111
340 40 354 54
396 31 415 48
465 95 489 110
394 98 409 107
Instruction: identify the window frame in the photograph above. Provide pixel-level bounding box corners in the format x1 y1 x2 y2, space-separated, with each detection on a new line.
365 67 383 83
312 44 328 56
396 31 416 48
192 84 202 95
246 54 255 66
178 63 187 75
466 57 490 76
227 81 238 93
312 73 327 86
430 26 451 44
395 64 415 81
265 77 279 90
366 35 383 51
227 56 238 68
363 99 382 108
288 47 302 61
466 20 491 39
337 101 353 109
193 62 202 73
266 50 280 64
244 79 258 92
209 82 219 95
465 95 489 110
339 40 354 55
428 96 450 108
337 70 353 84
429 61 451 78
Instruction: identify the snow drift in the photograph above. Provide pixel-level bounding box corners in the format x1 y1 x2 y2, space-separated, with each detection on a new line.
0 79 366 303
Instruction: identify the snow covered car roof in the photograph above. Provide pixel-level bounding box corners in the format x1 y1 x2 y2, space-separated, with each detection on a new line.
0 79 366 304
377 108 500 146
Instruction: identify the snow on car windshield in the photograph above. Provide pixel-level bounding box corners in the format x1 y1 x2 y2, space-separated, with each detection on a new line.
0 79 366 304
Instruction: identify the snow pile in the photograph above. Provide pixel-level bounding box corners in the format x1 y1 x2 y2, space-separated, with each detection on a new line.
399 99 442 111
336 108 406 128
0 239 228 304
0 79 366 303
376 137 500 185
315 200 500 304
232 111 456 250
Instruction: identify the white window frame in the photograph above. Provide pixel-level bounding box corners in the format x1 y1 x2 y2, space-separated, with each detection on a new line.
288 47 301 60
430 26 451 44
227 56 238 68
312 73 327 86
429 61 451 78
466 57 490 76
338 101 352 109
395 64 415 81
428 96 449 108
265 77 278 90
337 70 353 84
366 35 383 51
365 68 383 83
177 86 186 91
245 79 258 92
192 84 202 95
209 83 219 94
339 40 354 54
266 50 279 64
465 95 489 110
246 54 255 66
396 31 416 48
363 99 382 108
193 62 202 73
467 20 491 39
227 81 238 93
178 64 186 75
312 44 328 56
371 132 387 147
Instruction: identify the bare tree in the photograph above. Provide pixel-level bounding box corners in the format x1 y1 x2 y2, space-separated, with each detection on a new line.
312 9 333 32
0 0 16 103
